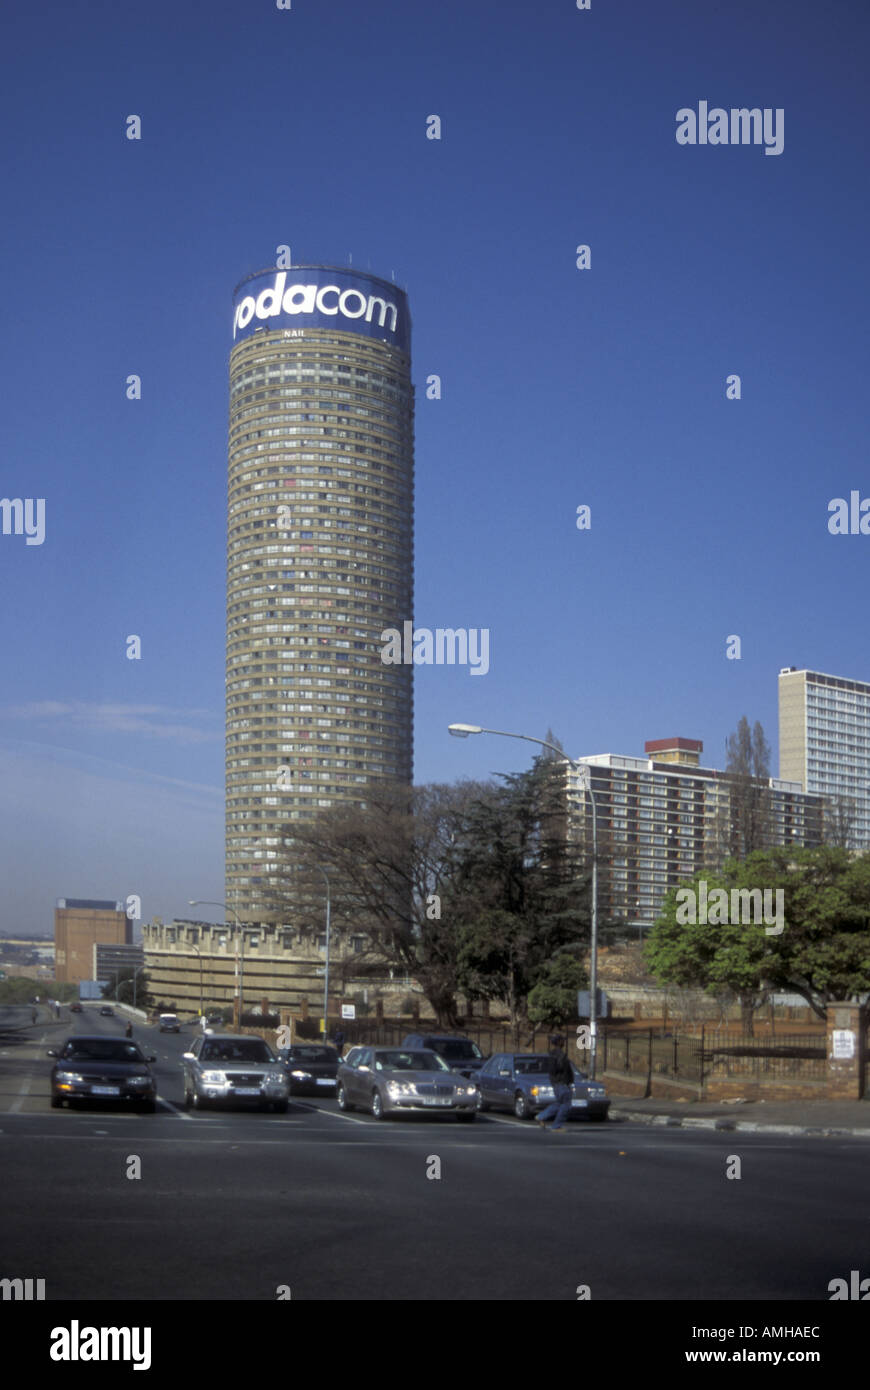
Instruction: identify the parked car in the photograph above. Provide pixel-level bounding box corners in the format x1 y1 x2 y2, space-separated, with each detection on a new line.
99 1006 114 1017
399 1033 487 1080
278 1043 340 1095
69 1002 83 1013
181 1034 289 1112
475 1052 610 1120
337 1046 477 1121
47 1036 158 1112
158 1013 180 1033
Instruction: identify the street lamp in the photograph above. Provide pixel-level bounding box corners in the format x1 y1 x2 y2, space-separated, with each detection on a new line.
448 722 601 1077
189 900 244 1028
313 866 331 1042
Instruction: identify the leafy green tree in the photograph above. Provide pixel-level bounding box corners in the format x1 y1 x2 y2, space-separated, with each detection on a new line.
645 846 870 1028
450 753 589 1032
527 954 588 1030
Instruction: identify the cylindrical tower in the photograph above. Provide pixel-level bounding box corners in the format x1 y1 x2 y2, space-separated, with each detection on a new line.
226 265 414 924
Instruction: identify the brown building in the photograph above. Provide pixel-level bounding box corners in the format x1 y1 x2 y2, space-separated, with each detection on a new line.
54 898 130 984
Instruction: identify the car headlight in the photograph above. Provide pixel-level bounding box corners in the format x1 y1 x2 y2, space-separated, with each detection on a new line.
55 1071 84 1084
387 1081 415 1097
266 1070 286 1084
200 1070 226 1084
127 1075 152 1087
290 1070 313 1080
531 1085 554 1099
456 1084 477 1095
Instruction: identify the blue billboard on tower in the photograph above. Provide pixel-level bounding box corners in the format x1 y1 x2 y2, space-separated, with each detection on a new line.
232 266 410 353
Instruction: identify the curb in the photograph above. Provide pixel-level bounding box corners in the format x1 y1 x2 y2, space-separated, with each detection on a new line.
609 1106 870 1139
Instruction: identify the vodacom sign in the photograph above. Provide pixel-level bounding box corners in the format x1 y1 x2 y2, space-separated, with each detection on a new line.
232 271 402 343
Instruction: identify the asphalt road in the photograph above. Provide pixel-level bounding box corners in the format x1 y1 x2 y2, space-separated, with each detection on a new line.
1 1005 867 1302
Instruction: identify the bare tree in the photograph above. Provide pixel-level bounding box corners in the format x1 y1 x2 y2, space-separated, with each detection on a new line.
266 779 498 1027
823 793 859 850
724 716 773 858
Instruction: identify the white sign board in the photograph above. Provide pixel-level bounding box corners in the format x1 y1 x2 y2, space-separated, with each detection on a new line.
341 1004 356 1020
832 1029 855 1059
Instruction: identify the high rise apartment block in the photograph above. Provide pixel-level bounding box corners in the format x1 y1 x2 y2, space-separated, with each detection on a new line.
779 666 870 848
566 738 823 930
226 266 414 924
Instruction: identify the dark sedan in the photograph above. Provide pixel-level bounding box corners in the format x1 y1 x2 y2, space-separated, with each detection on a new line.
278 1044 340 1095
48 1036 158 1112
475 1052 610 1120
399 1034 487 1080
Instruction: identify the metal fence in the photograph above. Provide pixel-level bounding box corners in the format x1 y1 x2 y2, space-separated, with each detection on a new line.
600 1029 827 1088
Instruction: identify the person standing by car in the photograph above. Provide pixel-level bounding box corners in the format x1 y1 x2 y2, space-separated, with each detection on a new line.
536 1034 574 1132
333 1028 345 1055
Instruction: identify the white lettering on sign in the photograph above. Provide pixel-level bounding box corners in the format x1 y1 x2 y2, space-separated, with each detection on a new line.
232 273 399 339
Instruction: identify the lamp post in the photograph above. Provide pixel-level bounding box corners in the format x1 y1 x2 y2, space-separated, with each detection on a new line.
189 900 244 1028
448 722 601 1078
313 866 331 1042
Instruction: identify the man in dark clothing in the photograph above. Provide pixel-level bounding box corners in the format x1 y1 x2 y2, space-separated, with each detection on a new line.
536 1034 574 1131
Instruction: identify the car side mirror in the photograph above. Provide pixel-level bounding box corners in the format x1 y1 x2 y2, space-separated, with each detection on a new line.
182 1052 195 1061
46 1049 57 1058
358 1064 370 1073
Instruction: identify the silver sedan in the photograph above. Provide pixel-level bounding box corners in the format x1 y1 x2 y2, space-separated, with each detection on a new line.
337 1046 477 1121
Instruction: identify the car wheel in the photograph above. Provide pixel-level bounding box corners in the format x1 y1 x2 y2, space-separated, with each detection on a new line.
475 1089 488 1113
370 1089 386 1120
50 1094 62 1109
273 1100 289 1114
514 1092 531 1120
337 1084 353 1112
191 1089 208 1111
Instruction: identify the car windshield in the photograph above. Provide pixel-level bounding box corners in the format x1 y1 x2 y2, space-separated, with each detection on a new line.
374 1050 450 1072
431 1040 481 1061
62 1041 145 1063
201 1040 273 1063
514 1055 550 1075
288 1046 337 1062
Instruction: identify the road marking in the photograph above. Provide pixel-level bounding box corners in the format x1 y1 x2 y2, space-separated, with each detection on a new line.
319 1107 376 1126
157 1097 192 1120
9 1078 32 1113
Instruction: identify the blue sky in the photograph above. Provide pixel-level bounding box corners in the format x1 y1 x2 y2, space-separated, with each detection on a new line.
0 0 867 936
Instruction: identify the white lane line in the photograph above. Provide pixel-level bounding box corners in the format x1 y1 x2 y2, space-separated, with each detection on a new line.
9 1078 32 1113
317 1107 371 1126
157 1097 192 1120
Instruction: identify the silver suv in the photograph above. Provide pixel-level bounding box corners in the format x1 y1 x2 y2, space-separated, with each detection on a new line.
182 1034 289 1112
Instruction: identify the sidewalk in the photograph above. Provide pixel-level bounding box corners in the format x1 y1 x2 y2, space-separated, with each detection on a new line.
610 1095 870 1138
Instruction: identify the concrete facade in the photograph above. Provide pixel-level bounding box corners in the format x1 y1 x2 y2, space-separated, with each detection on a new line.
226 266 414 925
